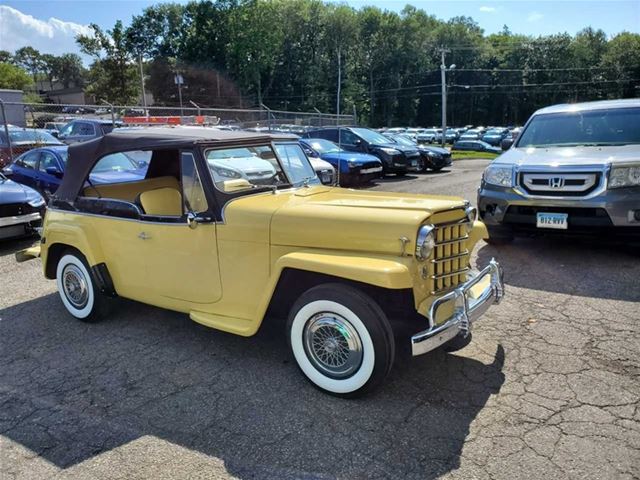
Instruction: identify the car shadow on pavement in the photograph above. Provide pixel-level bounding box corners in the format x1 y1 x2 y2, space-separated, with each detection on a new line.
477 236 640 302
0 292 505 479
0 237 38 258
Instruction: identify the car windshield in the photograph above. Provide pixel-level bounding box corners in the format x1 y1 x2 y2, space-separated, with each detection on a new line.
6 129 61 144
517 107 640 147
92 152 138 173
305 139 342 154
391 135 416 147
351 128 390 145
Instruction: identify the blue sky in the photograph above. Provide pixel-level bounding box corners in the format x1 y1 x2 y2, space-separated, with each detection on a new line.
1 0 638 61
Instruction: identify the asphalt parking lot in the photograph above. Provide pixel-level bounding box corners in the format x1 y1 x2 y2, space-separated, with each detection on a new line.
1 159 639 480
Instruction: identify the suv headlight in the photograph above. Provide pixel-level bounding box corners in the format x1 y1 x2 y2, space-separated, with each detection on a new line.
483 165 514 187
609 165 640 189
415 225 436 261
380 147 400 155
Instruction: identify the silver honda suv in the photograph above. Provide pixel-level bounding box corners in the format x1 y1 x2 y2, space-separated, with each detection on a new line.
478 99 640 242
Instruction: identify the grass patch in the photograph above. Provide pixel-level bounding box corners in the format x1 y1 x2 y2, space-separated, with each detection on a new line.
451 150 499 160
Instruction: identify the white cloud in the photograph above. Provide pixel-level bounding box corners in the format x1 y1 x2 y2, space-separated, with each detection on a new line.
0 6 92 60
527 11 544 22
479 6 497 13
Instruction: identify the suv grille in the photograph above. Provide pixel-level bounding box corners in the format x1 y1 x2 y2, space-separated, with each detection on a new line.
0 203 32 217
519 171 601 197
429 222 470 294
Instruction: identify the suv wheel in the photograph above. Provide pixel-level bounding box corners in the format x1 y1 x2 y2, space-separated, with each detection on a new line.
56 252 107 322
287 284 395 397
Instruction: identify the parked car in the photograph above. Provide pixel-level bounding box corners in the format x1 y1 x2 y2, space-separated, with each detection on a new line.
308 156 336 185
434 129 459 144
61 106 96 114
452 140 501 154
304 127 421 175
4 146 147 198
18 127 504 397
481 128 510 146
0 128 64 168
458 131 481 141
384 134 452 172
43 122 66 137
0 170 45 240
478 99 640 243
58 119 120 145
416 129 439 144
299 138 382 186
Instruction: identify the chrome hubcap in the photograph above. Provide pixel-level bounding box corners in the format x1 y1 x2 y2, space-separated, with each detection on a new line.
303 313 363 379
62 264 89 309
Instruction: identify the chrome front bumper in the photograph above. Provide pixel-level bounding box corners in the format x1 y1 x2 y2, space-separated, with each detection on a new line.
411 258 504 356
0 212 41 228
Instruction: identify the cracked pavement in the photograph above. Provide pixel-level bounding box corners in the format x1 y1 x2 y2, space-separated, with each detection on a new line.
1 159 639 479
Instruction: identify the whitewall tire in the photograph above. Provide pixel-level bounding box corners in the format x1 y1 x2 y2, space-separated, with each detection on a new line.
56 252 104 322
287 284 395 397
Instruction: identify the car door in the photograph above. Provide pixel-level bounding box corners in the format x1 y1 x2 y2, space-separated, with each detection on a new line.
138 151 222 304
36 150 63 196
339 129 362 152
11 150 40 189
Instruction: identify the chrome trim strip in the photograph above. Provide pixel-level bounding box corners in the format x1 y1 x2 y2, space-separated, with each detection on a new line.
434 235 468 246
513 163 609 200
431 250 469 263
0 212 41 228
431 267 470 280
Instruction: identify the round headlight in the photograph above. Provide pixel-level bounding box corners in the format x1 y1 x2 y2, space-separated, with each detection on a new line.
416 225 436 261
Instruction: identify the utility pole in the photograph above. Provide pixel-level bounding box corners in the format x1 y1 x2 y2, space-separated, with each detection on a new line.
174 73 184 116
336 46 341 125
138 54 147 114
439 48 450 148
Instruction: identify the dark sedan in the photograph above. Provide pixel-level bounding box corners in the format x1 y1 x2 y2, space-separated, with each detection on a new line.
384 134 452 172
0 128 64 168
451 140 501 154
299 138 383 186
58 119 120 145
0 171 45 240
4 146 147 198
481 128 510 146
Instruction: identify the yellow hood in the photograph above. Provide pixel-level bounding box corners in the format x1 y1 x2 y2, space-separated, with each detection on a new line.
269 187 466 255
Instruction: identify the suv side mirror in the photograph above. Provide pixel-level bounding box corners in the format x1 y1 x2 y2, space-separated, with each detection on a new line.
45 166 63 178
501 138 514 151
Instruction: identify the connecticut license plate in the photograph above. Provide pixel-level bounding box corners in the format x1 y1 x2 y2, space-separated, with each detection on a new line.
536 212 568 229
321 173 332 183
360 167 382 174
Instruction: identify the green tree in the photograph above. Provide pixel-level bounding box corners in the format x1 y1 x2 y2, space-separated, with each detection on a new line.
77 21 140 104
0 62 33 90
0 50 13 64
13 46 42 86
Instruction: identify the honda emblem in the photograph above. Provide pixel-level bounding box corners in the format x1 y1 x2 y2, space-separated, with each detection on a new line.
549 177 565 188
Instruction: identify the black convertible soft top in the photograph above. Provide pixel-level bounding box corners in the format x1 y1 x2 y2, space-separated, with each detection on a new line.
54 127 298 202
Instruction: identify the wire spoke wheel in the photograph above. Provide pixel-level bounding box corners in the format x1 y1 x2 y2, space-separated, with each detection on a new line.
62 264 89 309
303 312 363 379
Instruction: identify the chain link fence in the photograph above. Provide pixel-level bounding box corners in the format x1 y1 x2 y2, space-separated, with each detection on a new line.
0 100 355 166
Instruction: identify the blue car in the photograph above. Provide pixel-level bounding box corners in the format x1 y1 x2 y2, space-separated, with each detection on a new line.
299 138 383 186
3 146 148 198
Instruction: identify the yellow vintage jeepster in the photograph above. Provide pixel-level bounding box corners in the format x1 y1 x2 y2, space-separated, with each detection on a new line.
26 127 504 397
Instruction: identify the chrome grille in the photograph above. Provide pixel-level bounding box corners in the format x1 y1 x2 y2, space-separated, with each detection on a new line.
519 171 601 197
430 222 470 294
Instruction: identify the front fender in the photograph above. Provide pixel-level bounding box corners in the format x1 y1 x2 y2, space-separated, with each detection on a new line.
274 251 413 289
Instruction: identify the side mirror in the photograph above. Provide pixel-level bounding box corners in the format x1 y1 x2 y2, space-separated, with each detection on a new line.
501 138 514 151
45 166 63 178
354 139 362 146
50 131 59 138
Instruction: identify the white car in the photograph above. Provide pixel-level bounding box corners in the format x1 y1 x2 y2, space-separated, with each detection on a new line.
308 157 336 185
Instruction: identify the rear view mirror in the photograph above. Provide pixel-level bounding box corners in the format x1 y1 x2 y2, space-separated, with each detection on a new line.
45 166 63 178
501 138 514 151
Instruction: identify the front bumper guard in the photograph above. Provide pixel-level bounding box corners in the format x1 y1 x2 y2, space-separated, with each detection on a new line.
411 258 504 356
